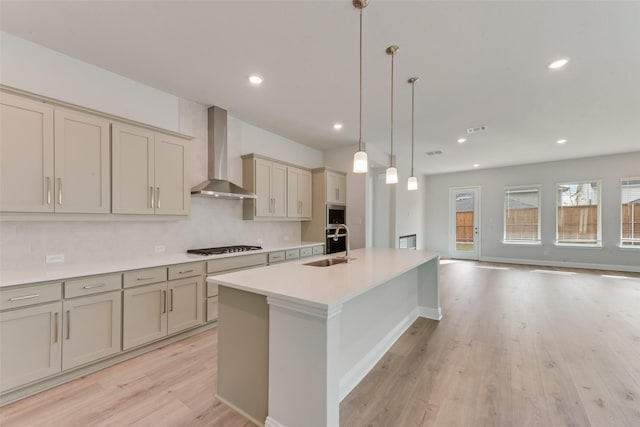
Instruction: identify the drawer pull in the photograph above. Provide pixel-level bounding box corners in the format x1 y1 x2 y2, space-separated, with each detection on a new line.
179 269 194 274
83 283 105 289
9 294 40 301
137 276 155 281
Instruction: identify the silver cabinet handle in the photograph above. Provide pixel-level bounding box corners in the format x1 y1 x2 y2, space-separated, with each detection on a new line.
83 283 105 289
57 177 62 205
54 312 59 343
162 290 167 314
150 186 154 209
179 270 194 275
156 187 160 209
137 276 154 281
66 310 71 340
170 289 174 312
46 177 51 205
9 294 39 301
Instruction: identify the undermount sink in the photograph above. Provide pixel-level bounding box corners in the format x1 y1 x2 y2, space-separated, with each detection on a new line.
303 257 354 267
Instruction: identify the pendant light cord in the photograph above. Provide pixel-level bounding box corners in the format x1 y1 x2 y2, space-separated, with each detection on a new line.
390 52 394 167
411 79 415 177
358 8 363 152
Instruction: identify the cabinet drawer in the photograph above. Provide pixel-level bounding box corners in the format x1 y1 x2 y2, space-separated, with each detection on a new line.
312 245 324 255
206 281 219 298
168 262 204 280
123 267 166 288
207 253 267 274
1 283 62 311
285 249 300 260
300 247 313 257
268 251 285 264
206 296 219 322
64 273 121 298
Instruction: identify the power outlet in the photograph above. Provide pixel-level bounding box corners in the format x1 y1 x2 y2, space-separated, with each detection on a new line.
46 254 65 264
154 245 166 253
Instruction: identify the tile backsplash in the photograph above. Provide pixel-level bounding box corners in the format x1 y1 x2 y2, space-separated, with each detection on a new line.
0 197 301 271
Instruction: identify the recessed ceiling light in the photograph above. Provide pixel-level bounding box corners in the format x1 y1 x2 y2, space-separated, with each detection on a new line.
249 75 263 85
548 58 569 69
333 123 343 130
556 138 567 144
473 163 480 168
457 138 467 143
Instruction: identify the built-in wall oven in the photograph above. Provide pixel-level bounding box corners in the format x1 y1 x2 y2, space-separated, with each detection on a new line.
326 205 347 254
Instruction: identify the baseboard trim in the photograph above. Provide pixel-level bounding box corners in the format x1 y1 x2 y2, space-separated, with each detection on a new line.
418 306 442 320
0 322 217 407
265 416 287 427
338 308 418 401
479 256 640 273
217 394 265 427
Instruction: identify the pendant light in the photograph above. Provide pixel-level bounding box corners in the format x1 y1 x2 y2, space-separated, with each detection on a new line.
352 0 369 174
407 77 419 191
385 45 399 184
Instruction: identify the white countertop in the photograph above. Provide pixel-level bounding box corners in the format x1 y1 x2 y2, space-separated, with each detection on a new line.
0 242 324 288
210 248 439 309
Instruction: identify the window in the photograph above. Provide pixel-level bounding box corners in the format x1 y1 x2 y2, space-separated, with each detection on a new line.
504 185 541 243
621 178 640 247
556 181 601 246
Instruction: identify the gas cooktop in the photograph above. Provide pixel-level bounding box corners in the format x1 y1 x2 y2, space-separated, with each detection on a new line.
187 245 263 256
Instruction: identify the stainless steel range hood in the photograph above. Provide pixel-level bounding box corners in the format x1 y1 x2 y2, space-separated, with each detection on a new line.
191 106 256 199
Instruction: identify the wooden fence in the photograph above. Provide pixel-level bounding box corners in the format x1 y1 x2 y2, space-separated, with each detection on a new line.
456 203 639 243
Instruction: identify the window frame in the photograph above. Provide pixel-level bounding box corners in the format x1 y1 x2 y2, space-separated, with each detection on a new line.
555 179 602 247
620 177 640 249
502 184 542 245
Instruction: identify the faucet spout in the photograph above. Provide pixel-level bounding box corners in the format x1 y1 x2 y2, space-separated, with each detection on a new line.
332 224 350 262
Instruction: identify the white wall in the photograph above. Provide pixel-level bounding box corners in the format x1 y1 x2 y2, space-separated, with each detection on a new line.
422 152 640 272
0 32 323 271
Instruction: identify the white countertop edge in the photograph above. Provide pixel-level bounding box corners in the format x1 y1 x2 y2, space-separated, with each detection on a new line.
0 242 325 288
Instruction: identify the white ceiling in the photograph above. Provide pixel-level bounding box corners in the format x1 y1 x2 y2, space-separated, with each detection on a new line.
1 1 639 175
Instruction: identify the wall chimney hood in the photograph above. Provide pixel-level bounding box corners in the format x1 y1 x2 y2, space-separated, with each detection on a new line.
191 106 257 200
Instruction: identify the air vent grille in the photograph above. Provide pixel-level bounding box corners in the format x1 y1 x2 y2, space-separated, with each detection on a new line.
466 125 487 134
426 150 443 156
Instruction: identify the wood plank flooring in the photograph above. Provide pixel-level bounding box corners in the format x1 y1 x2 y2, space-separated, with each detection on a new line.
1 261 639 426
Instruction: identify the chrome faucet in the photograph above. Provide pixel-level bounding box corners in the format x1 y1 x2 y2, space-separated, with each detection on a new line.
333 224 351 262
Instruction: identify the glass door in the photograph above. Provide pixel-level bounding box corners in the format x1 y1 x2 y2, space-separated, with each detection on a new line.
450 187 480 259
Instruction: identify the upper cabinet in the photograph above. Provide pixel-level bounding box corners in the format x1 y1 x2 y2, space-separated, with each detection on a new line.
242 155 288 220
112 123 189 216
287 167 312 219
325 170 347 205
1 94 110 214
1 88 191 217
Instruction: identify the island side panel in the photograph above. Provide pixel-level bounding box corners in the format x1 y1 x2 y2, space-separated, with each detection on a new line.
217 285 269 425
417 256 441 320
338 268 419 400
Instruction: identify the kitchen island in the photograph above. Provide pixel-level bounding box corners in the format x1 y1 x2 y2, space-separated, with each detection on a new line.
209 248 440 427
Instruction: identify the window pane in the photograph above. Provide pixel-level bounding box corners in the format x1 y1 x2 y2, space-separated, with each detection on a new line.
504 186 540 242
621 178 640 247
556 181 601 245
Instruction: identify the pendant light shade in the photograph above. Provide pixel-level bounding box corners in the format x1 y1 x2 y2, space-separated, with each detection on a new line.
385 45 399 184
352 0 369 174
407 76 419 191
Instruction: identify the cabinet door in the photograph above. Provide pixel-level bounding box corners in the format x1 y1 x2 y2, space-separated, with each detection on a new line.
62 292 121 370
0 302 62 392
254 158 272 217
167 276 203 335
112 123 155 214
154 133 189 215
299 169 312 218
123 282 167 350
0 92 54 213
287 168 300 218
271 162 287 217
326 172 346 205
54 109 110 213
336 174 347 204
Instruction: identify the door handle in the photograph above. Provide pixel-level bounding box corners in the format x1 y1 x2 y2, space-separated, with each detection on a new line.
150 186 154 209
162 290 167 314
156 187 160 209
57 178 62 205
170 289 174 312
46 177 51 205
54 312 59 343
66 310 71 340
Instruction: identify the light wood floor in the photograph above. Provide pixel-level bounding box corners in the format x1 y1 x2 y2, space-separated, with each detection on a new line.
1 261 639 426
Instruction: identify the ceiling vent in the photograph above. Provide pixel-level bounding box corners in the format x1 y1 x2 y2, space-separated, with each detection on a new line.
466 125 487 134
426 150 443 156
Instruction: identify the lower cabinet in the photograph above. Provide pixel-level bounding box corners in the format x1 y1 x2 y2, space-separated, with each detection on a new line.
62 291 121 370
0 302 62 393
123 276 203 350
